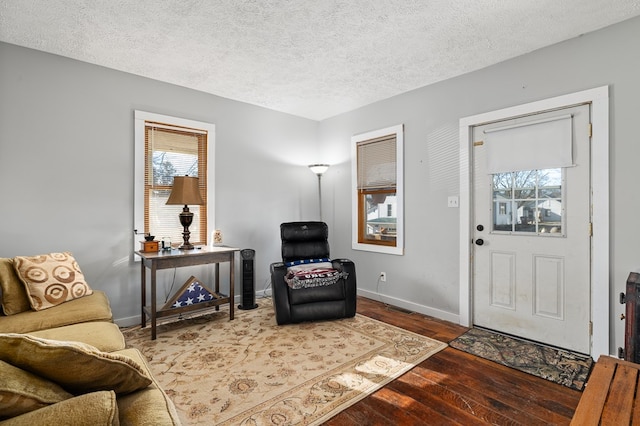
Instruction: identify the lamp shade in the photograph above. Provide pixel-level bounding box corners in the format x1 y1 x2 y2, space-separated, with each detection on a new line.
308 164 330 176
166 176 204 206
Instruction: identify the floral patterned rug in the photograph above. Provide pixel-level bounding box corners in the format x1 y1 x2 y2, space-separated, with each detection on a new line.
450 327 593 390
122 299 447 425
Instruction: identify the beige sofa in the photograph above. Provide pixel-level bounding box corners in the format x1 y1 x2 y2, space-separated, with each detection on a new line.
0 256 181 425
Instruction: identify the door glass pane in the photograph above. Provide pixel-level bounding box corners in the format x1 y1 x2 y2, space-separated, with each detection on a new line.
537 168 562 234
493 200 513 232
492 168 563 235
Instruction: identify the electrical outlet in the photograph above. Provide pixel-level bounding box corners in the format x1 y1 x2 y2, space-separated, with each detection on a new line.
380 272 386 282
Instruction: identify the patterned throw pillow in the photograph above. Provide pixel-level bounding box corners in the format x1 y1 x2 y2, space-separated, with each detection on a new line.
13 252 93 311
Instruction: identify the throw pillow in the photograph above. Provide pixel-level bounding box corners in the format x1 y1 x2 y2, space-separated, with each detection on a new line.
0 360 72 419
13 252 93 311
0 391 119 426
0 258 31 315
0 334 152 395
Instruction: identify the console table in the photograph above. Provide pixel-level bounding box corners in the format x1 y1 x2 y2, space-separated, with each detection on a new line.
135 246 239 340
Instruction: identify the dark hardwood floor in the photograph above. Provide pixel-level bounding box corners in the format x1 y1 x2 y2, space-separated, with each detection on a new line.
325 296 582 425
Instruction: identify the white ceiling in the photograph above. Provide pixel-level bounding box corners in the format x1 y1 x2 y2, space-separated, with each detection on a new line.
1 1 639 120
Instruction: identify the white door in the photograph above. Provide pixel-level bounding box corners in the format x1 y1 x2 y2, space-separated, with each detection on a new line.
472 104 591 354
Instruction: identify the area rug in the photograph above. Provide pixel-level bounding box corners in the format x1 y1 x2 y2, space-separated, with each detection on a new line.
450 327 593 390
122 299 447 425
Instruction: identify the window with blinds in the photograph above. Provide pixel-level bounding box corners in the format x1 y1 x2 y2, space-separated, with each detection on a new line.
352 124 404 255
144 122 208 247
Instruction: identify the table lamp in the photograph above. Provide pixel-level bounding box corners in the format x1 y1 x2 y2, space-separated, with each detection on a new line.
166 175 204 250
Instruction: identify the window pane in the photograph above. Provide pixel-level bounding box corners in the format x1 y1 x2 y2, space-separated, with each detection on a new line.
363 193 396 243
492 168 564 236
538 199 562 234
149 190 203 245
515 200 537 232
493 189 512 198
514 189 535 199
513 170 537 188
493 172 512 190
153 151 198 185
493 201 513 231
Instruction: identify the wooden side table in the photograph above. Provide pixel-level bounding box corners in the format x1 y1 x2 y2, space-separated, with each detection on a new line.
135 246 239 340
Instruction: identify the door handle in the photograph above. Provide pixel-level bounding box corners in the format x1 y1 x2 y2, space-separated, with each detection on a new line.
475 239 484 246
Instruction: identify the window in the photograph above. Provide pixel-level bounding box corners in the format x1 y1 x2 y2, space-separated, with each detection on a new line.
351 125 403 255
492 168 564 236
134 111 215 251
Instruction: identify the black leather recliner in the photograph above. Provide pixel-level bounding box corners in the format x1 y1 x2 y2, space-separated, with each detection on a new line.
270 221 357 325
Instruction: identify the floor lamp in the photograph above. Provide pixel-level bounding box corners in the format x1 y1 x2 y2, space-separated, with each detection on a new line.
308 164 329 221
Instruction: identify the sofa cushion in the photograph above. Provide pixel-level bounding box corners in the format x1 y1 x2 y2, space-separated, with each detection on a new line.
115 348 182 426
0 334 152 395
29 322 126 352
13 252 93 311
0 391 119 426
0 259 30 316
0 360 72 419
0 290 113 334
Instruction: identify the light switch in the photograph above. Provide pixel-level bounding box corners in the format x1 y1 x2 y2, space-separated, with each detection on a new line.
448 196 459 208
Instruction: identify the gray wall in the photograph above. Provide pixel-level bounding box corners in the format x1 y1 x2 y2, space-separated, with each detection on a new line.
1 15 639 354
0 42 321 324
318 16 640 355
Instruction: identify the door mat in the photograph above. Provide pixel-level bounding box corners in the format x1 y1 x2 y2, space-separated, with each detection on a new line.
450 327 593 390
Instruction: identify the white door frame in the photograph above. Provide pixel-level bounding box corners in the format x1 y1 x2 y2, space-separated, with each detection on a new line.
458 86 610 357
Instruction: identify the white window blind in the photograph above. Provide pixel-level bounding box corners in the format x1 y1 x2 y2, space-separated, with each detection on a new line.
485 114 573 174
357 135 397 190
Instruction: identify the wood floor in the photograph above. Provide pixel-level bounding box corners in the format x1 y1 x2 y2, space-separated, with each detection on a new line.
325 296 583 425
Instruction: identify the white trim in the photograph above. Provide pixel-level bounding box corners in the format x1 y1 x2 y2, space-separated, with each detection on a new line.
133 110 216 255
351 124 404 255
458 86 610 357
357 288 460 323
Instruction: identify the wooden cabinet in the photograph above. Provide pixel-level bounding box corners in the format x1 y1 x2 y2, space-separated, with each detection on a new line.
623 272 640 363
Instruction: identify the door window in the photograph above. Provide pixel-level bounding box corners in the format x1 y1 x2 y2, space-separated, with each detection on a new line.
492 168 564 236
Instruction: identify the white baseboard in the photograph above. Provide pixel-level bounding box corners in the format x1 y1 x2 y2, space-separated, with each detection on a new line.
357 289 460 324
114 316 140 328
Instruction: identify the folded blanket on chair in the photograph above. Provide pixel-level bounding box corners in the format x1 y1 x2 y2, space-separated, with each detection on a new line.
284 261 348 290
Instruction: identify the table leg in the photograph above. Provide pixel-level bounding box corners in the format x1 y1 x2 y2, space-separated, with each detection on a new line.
140 260 146 328
151 263 157 340
214 263 220 311
230 253 235 320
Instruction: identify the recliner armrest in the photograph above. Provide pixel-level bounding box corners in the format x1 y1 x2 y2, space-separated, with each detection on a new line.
270 262 291 325
332 259 357 317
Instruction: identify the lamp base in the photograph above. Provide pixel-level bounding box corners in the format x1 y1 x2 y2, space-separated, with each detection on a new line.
178 207 195 250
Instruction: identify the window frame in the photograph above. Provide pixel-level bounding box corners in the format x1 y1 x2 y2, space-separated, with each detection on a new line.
351 124 404 255
134 111 215 253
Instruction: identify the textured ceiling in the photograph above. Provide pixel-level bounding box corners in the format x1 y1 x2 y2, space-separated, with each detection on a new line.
1 1 639 120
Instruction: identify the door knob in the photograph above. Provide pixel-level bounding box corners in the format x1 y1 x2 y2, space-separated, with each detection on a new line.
475 239 484 246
